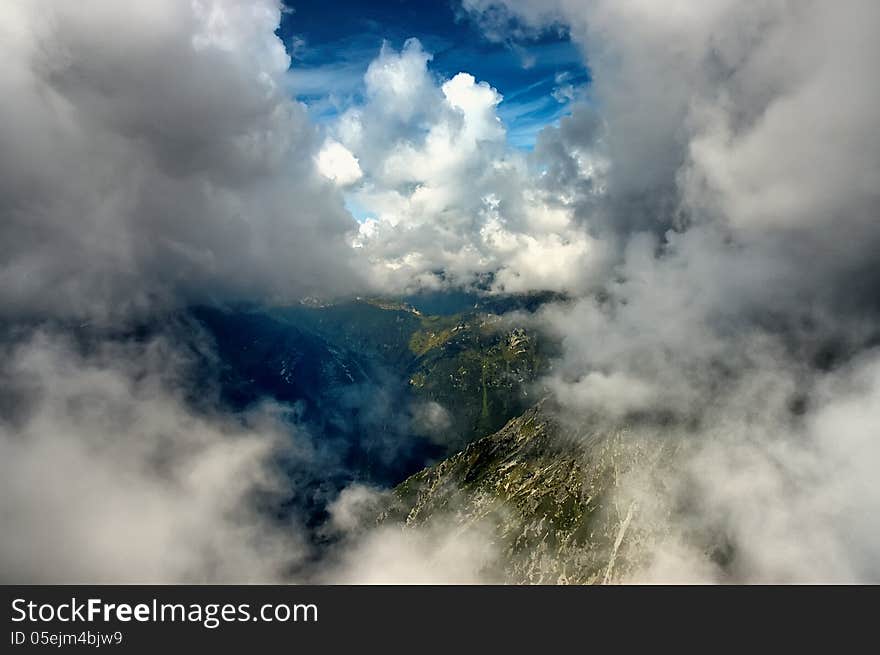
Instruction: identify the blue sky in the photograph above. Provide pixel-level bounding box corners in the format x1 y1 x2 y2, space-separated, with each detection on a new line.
277 0 590 148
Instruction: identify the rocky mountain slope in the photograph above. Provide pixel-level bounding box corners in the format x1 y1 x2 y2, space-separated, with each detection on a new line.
382 403 678 583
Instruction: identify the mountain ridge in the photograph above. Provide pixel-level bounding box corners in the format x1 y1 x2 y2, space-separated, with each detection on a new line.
381 402 671 583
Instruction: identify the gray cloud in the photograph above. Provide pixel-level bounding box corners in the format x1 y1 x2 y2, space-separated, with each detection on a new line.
0 0 365 323
464 0 880 581
0 329 310 582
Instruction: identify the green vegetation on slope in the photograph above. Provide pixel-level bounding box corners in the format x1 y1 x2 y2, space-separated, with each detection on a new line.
407 314 461 357
407 316 551 448
272 298 554 450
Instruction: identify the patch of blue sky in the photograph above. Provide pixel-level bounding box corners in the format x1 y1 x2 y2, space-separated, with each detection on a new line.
343 195 376 224
278 0 590 146
501 95 568 150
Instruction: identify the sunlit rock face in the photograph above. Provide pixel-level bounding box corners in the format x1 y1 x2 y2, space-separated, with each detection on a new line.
381 404 674 584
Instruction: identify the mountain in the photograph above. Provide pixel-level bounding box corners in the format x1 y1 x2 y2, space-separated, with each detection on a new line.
382 403 675 583
192 296 705 581
188 297 555 523
197 297 553 453
405 310 551 449
193 305 375 411
269 297 556 449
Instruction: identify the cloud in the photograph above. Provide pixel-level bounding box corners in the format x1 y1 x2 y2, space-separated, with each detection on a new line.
0 0 364 323
409 400 453 443
0 329 309 583
320 520 499 584
324 484 390 536
620 349 880 584
364 39 438 123
326 38 608 295
462 0 880 581
316 139 363 186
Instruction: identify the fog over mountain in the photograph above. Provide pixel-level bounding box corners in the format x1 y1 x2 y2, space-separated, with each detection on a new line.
1 0 879 583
